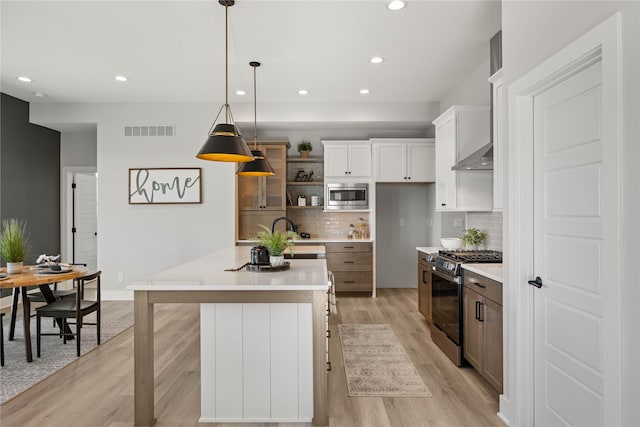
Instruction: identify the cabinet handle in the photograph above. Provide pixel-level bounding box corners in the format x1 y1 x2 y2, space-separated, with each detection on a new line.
422 270 427 283
441 203 446 207
469 279 486 288
344 261 354 264
326 362 332 371
475 301 480 320
327 330 331 338
408 176 411 180
344 280 355 283
479 302 484 322
343 246 354 249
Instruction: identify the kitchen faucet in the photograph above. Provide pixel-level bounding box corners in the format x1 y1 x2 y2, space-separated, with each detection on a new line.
271 216 296 233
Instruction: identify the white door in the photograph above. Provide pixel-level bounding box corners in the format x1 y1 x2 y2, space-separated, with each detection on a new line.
532 58 618 426
74 173 97 271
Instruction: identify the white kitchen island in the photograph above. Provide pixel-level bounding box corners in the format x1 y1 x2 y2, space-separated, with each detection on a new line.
128 245 329 426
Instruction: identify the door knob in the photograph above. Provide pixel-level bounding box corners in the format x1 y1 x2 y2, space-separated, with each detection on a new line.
528 276 543 288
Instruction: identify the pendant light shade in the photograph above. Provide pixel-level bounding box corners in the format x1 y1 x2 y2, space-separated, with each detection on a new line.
237 61 275 176
196 0 253 163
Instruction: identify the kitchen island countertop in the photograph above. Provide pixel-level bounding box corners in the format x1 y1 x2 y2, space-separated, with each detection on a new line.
416 246 443 254
128 245 328 292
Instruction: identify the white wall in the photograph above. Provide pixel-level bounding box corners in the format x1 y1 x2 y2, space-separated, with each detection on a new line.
60 130 97 167
502 1 640 425
439 57 491 113
32 103 237 299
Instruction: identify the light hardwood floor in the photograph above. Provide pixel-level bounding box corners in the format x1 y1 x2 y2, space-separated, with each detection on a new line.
0 289 504 427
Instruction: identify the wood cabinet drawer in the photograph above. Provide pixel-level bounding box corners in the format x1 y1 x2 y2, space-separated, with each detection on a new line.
463 270 502 305
327 252 373 272
332 272 373 292
325 242 372 253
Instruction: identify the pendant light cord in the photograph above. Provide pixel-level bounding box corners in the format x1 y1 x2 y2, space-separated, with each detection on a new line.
224 1 229 123
253 64 257 149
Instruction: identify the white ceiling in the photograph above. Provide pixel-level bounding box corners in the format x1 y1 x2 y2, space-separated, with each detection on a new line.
1 0 501 131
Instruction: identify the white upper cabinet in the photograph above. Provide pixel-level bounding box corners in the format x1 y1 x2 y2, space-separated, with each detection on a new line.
372 138 435 182
488 69 504 211
432 105 493 212
322 141 372 178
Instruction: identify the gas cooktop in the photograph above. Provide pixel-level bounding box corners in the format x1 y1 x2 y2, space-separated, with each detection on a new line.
438 250 503 263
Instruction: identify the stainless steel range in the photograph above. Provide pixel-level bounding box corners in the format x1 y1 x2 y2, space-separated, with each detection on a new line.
426 250 502 365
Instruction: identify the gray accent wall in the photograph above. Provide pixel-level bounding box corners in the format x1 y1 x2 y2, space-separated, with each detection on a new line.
1 93 61 264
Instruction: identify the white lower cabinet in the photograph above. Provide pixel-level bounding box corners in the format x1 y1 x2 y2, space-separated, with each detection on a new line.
200 303 313 423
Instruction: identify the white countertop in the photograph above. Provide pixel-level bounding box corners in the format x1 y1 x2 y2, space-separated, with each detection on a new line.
462 263 503 283
416 246 442 254
128 245 329 291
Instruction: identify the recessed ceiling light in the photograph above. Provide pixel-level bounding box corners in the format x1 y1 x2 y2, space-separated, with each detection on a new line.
236 90 246 96
17 76 32 82
34 92 46 98
360 89 371 94
115 75 128 82
387 1 406 11
298 89 309 95
370 56 384 64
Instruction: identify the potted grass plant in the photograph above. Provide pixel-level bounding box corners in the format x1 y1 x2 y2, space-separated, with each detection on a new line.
0 218 32 273
297 140 313 158
461 228 487 250
255 224 298 266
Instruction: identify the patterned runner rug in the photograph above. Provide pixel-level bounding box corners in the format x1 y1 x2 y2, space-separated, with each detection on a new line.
0 315 133 404
338 323 433 397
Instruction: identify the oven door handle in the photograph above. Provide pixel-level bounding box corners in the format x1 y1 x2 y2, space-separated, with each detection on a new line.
432 266 461 284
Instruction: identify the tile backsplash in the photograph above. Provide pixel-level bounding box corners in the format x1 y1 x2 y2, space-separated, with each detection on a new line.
466 211 503 251
286 210 369 239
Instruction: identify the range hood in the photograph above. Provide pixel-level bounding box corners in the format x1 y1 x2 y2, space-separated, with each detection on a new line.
451 142 493 170
451 31 500 172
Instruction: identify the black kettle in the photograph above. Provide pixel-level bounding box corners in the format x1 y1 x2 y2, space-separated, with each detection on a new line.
250 245 270 265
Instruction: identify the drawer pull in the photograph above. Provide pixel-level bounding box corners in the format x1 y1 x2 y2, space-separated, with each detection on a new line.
327 330 331 338
344 261 354 264
343 246 354 249
469 278 486 288
344 280 355 284
327 361 332 371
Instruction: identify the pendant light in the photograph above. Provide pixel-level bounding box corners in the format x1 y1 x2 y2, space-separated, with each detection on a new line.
237 61 275 176
196 0 253 163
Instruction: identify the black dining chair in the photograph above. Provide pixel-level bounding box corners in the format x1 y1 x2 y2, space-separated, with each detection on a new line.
36 271 101 358
9 263 88 338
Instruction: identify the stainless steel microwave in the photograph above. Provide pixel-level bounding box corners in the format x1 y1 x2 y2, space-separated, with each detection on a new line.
326 183 369 210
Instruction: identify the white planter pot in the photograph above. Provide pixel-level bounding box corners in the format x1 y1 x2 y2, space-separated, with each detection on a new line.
270 255 284 267
6 261 23 274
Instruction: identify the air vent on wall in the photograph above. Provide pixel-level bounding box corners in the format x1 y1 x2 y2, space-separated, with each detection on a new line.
124 125 175 137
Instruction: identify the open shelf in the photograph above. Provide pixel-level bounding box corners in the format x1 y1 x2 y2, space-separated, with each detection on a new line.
287 157 324 163
287 181 323 186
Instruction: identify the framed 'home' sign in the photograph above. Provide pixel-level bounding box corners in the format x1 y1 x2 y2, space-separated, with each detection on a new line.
129 168 202 204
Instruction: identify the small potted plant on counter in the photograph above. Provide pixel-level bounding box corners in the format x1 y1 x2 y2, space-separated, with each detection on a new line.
462 228 487 250
297 140 313 158
0 218 32 274
255 224 298 266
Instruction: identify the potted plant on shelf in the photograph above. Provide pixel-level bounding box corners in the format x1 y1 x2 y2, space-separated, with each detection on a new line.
297 140 313 158
255 224 298 266
0 218 32 274
461 228 488 250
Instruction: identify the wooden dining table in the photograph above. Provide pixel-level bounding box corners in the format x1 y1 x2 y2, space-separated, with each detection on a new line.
0 265 88 362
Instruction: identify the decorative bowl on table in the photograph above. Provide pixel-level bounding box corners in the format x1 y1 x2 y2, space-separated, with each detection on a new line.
440 238 463 250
